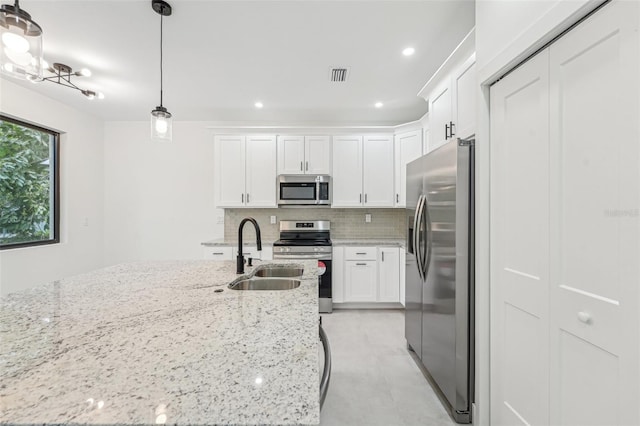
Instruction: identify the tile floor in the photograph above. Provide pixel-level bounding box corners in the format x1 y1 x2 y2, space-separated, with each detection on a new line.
319 309 456 426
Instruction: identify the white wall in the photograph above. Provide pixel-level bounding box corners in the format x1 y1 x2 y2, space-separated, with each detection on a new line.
0 79 105 296
103 121 223 265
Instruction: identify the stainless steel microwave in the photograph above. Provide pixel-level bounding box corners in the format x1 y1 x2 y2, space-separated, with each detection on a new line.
277 175 331 206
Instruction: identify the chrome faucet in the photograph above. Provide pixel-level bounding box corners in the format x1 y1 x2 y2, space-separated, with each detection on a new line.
237 217 262 274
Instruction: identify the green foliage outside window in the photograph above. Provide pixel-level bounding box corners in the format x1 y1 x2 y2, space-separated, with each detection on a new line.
0 117 58 248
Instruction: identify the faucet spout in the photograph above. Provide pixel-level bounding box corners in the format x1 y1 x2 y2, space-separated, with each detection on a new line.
237 217 262 274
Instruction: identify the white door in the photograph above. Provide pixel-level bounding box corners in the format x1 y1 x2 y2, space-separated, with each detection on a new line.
452 54 476 140
428 80 452 152
378 247 400 302
305 136 331 174
214 135 246 207
277 135 305 175
399 248 406 306
344 260 377 302
363 135 394 207
245 135 277 207
332 247 345 303
548 2 639 425
490 50 551 426
394 130 423 207
332 135 363 207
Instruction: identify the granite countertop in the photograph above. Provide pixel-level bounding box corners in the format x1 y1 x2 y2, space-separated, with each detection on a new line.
0 260 319 425
331 238 405 248
202 239 274 247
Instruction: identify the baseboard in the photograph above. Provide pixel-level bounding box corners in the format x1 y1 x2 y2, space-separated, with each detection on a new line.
333 302 404 310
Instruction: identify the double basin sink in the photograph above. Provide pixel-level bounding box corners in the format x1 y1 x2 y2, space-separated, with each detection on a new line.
228 264 304 291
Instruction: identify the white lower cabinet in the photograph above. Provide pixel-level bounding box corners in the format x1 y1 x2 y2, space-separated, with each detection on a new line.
344 260 377 302
231 245 273 261
378 247 400 303
399 248 406 306
202 246 233 260
333 245 402 305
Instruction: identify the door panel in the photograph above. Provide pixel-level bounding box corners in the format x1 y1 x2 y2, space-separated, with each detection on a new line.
277 135 305 175
490 51 550 425
332 136 363 207
215 135 246 207
246 135 277 207
344 261 376 302
305 136 331 175
395 131 423 207
549 2 639 423
428 81 452 152
363 135 395 207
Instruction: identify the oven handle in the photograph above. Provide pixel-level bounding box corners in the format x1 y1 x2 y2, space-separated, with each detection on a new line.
273 254 332 260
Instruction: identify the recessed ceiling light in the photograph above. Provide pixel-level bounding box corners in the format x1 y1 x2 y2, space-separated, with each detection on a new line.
375 102 383 108
402 47 415 56
255 102 263 109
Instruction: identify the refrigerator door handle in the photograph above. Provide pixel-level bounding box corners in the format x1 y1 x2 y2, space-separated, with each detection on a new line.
421 196 431 279
414 195 425 281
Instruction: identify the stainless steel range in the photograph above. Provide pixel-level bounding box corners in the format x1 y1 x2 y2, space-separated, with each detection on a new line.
273 220 332 313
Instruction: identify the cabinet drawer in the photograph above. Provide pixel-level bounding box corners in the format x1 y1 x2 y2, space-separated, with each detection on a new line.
232 246 262 260
344 247 377 260
202 246 233 260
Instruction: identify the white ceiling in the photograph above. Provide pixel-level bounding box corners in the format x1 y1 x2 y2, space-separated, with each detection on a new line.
6 0 475 125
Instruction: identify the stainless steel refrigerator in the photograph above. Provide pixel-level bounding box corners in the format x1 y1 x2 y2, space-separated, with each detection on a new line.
405 137 474 424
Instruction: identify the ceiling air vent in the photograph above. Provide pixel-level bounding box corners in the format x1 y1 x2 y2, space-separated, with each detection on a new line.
329 67 349 82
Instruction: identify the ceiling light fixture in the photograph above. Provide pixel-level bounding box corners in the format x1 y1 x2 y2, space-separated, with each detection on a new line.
150 0 172 142
0 0 44 80
402 47 415 56
375 102 383 108
38 62 104 100
254 101 263 109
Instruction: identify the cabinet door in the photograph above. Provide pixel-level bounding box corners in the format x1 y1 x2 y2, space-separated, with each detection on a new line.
490 50 551 426
394 131 423 207
363 135 394 207
332 135 363 207
246 135 277 207
399 248 406 306
344 260 377 302
305 136 331 174
277 135 305 175
548 3 639 425
332 247 345 303
452 54 476 140
378 247 400 302
214 135 246 207
428 80 452 153
202 246 233 260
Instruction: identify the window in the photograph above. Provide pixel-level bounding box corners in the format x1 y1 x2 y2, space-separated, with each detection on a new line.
0 115 59 249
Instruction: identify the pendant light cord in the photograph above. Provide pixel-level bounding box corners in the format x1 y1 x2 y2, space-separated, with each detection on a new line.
160 13 164 107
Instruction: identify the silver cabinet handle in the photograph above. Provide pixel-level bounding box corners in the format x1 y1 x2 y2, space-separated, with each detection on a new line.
213 252 224 255
382 252 385 262
365 194 368 203
306 161 309 171
356 252 366 255
241 193 244 203
300 161 303 171
396 194 399 203
247 193 250 203
359 194 362 203
356 263 367 266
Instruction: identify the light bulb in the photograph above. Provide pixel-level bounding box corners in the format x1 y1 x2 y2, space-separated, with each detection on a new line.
375 102 383 108
97 92 105 100
402 47 415 56
254 102 263 109
155 118 168 134
78 68 91 77
4 48 32 67
2 32 29 54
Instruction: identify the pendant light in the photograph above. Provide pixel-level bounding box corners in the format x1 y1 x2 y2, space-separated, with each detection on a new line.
0 0 44 80
150 0 172 142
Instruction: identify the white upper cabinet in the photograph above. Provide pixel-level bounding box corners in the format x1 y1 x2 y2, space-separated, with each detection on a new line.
332 135 394 208
363 135 394 207
332 135 364 207
394 130 423 207
428 80 453 152
419 29 475 154
215 134 277 208
277 135 331 175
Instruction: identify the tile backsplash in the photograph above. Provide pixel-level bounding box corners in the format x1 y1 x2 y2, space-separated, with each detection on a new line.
224 208 406 242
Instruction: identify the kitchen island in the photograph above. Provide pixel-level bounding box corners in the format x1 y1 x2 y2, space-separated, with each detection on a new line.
0 260 320 425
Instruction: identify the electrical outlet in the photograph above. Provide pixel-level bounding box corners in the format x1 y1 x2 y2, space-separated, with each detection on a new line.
365 214 371 223
270 215 277 224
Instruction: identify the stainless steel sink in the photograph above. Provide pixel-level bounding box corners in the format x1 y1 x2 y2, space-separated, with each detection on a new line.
253 266 304 278
228 278 301 291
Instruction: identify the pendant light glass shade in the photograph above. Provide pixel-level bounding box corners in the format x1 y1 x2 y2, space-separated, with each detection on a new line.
150 0 172 142
0 1 43 80
151 106 172 142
